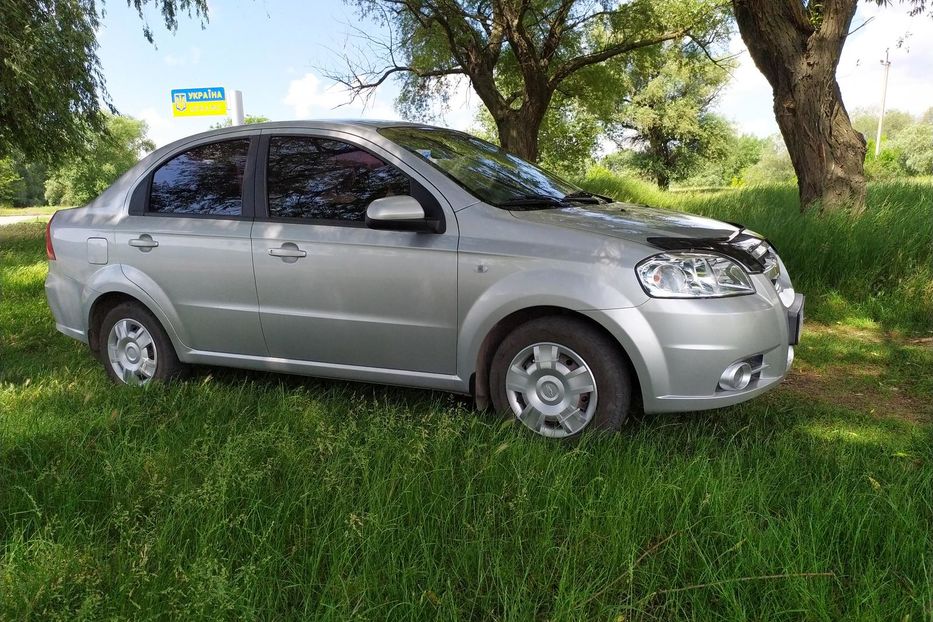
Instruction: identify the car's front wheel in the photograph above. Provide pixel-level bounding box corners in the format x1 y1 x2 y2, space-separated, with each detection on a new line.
99 302 185 386
490 316 631 439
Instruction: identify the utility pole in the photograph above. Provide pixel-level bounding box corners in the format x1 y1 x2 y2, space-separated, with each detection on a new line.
874 49 891 157
230 90 245 126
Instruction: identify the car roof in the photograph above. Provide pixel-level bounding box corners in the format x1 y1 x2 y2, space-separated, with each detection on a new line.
150 118 448 163
181 118 429 140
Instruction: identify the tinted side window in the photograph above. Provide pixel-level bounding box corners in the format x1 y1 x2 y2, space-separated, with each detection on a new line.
266 136 410 222
149 139 250 216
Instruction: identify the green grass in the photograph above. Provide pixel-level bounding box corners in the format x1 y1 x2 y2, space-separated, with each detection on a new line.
581 171 933 334
2 218 932 620
0 206 60 217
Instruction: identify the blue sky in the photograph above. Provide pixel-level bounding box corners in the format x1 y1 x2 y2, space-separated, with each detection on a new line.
96 1 933 148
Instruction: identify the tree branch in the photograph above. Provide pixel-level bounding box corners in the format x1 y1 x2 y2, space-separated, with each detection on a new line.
332 65 465 95
549 30 689 87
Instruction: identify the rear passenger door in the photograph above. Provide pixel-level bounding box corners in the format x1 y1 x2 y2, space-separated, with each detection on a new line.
115 135 266 356
250 130 459 374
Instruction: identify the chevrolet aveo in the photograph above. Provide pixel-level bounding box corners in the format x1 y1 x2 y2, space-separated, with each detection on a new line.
45 121 804 439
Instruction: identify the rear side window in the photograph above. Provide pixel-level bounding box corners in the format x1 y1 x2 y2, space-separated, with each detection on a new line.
149 139 250 216
266 136 410 222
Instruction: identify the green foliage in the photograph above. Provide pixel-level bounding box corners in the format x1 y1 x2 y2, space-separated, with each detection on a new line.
344 0 729 160
13 159 49 206
681 131 767 188
863 140 907 180
0 156 24 207
889 123 933 176
0 0 206 164
44 115 154 206
851 108 916 143
536 100 602 177
476 100 601 177
209 115 272 129
741 135 797 185
0 151 49 207
852 108 933 178
598 42 734 189
0 0 103 164
2 213 932 619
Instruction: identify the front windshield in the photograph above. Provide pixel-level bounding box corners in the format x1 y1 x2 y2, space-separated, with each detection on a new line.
378 126 582 207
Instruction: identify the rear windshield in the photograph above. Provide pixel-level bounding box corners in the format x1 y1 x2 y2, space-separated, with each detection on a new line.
378 126 579 207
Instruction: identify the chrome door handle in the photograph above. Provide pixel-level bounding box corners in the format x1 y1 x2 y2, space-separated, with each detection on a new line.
268 246 307 259
129 235 159 251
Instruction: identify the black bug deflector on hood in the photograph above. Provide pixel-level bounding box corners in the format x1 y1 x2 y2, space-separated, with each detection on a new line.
645 234 769 274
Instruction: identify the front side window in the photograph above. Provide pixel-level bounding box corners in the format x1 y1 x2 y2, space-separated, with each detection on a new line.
149 139 250 216
266 136 410 222
378 126 580 207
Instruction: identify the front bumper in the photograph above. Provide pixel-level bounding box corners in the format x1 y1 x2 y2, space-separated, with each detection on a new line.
586 277 802 413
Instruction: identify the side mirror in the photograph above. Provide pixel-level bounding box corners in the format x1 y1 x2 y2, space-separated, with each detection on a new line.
365 195 439 233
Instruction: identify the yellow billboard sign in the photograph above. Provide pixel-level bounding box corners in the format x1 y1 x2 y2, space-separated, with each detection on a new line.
171 87 227 117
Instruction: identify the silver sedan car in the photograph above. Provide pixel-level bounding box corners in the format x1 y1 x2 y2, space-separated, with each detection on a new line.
45 121 803 439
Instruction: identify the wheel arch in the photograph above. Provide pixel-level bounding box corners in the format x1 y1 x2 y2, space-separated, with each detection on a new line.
81 263 190 355
85 287 187 357
471 306 642 412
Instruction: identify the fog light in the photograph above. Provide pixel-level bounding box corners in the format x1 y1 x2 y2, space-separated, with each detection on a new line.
719 361 753 391
786 346 795 372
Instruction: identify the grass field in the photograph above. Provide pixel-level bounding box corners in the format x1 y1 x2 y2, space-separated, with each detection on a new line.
0 206 60 217
2 182 932 620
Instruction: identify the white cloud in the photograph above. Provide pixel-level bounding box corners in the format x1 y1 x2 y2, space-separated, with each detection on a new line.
715 41 779 137
283 72 396 120
838 4 933 117
282 71 478 130
432 75 479 131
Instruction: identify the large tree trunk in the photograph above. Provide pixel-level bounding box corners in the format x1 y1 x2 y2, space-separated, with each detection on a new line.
733 0 867 212
773 71 866 212
496 114 542 161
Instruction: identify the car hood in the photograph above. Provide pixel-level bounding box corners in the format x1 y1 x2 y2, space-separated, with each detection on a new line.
509 202 739 245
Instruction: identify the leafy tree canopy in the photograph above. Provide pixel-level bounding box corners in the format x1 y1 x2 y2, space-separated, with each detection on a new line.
210 115 272 129
0 157 23 207
0 0 207 165
336 0 729 161
45 114 154 206
851 108 917 143
889 123 933 175
598 40 733 188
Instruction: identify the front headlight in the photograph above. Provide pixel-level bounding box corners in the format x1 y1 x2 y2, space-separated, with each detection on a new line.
730 235 780 281
636 252 755 298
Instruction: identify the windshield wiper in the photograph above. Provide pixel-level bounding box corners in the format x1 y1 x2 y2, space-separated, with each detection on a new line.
563 190 614 204
499 194 568 209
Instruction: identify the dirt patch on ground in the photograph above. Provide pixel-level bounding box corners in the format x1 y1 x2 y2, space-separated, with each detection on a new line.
907 336 933 348
783 363 932 425
803 322 888 344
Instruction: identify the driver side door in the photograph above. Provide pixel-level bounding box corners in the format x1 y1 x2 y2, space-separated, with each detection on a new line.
250 130 459 374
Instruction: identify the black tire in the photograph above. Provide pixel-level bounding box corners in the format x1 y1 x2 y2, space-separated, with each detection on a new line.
490 316 631 438
98 301 186 385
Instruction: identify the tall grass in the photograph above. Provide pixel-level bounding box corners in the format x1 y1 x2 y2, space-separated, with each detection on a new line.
581 170 933 333
2 222 932 619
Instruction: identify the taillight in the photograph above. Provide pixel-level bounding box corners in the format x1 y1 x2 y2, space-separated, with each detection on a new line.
45 215 56 260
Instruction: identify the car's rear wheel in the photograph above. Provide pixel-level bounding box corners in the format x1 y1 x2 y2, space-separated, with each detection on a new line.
99 302 185 386
490 316 631 439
